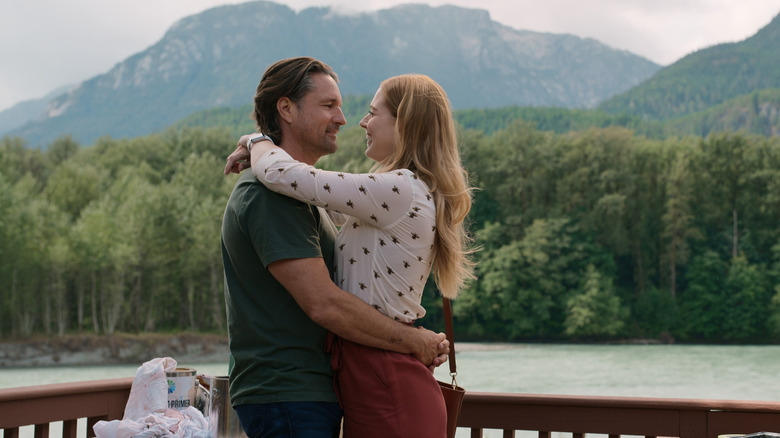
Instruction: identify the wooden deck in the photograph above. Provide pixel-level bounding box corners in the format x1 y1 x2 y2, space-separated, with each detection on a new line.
1 378 779 437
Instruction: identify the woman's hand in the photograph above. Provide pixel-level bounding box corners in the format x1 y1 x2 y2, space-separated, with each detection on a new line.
223 134 254 175
411 327 449 370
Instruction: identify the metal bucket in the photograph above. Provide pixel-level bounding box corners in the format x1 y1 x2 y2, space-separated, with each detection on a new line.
204 375 247 438
166 367 197 411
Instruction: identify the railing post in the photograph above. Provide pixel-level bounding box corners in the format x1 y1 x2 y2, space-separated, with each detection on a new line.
63 419 78 438
87 416 105 437
33 424 49 438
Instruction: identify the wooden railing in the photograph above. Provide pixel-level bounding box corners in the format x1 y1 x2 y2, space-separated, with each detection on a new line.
0 378 133 438
458 392 780 438
1 378 779 437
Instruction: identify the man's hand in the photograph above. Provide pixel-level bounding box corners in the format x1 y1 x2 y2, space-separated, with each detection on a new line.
429 337 450 372
223 135 253 175
412 327 449 369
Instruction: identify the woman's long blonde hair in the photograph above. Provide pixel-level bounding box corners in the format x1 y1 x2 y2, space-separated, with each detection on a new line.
374 74 476 299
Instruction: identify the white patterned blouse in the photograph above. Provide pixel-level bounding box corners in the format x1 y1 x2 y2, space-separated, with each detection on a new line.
253 148 436 322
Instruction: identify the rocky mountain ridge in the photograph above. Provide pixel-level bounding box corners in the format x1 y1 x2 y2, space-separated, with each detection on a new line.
3 1 660 146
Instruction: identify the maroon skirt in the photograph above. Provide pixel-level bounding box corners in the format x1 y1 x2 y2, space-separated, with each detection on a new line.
326 333 447 438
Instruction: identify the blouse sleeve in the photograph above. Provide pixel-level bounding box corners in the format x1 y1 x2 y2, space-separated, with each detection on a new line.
252 148 415 228
326 210 348 227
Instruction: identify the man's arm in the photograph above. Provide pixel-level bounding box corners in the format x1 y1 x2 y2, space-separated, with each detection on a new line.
268 256 448 366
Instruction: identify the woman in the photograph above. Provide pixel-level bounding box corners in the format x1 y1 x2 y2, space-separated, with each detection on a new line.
242 74 474 437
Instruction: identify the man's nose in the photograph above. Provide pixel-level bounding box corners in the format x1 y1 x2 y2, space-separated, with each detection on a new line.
335 108 347 125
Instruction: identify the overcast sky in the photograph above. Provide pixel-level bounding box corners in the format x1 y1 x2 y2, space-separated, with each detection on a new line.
1 0 778 112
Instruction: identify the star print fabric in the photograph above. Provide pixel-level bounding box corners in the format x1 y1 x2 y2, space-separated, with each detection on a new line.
253 148 435 322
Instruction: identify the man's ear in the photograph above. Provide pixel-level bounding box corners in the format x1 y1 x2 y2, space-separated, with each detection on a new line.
277 97 295 124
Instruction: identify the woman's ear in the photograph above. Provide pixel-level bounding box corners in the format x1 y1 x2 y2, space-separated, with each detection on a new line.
277 97 295 124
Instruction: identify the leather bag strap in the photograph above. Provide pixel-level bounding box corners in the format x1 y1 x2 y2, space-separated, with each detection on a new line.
442 297 457 376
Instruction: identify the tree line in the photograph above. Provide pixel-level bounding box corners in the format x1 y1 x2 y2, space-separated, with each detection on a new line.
452 123 780 342
0 129 235 338
2 122 780 342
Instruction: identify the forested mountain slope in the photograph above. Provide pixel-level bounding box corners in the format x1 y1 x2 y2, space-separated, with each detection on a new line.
599 13 780 122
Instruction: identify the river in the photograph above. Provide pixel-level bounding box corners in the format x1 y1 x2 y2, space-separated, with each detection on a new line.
5 343 777 400
4 343 780 437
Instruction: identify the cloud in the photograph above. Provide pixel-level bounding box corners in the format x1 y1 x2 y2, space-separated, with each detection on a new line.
379 0 778 65
1 0 778 112
0 0 183 109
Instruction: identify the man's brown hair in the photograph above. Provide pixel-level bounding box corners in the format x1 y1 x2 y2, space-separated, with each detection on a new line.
251 57 339 143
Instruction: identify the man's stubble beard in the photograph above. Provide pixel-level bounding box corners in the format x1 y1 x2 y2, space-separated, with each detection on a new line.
303 133 338 162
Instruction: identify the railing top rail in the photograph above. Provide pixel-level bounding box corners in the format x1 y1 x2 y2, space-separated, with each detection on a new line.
465 391 780 412
3 378 779 413
0 377 134 429
0 377 135 402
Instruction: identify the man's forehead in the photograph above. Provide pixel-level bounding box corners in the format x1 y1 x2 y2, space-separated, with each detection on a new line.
308 73 342 101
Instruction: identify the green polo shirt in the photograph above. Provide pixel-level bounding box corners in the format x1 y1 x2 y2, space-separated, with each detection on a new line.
221 171 338 406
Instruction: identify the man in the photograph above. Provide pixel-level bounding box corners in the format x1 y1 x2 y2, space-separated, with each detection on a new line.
221 57 448 437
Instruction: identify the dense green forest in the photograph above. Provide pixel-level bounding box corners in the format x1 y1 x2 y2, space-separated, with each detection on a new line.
3 119 780 343
178 90 780 142
178 96 663 139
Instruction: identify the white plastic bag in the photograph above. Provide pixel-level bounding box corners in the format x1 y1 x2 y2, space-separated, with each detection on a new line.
124 356 176 420
93 357 210 438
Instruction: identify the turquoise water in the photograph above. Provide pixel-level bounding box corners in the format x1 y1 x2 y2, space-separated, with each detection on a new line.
4 343 779 401
0 363 229 389
433 343 780 401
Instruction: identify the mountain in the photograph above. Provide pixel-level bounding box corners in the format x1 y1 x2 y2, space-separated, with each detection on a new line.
6 1 659 147
599 13 780 122
662 88 780 137
0 85 73 135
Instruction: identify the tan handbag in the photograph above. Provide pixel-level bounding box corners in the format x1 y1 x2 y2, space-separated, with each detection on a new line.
438 298 465 438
